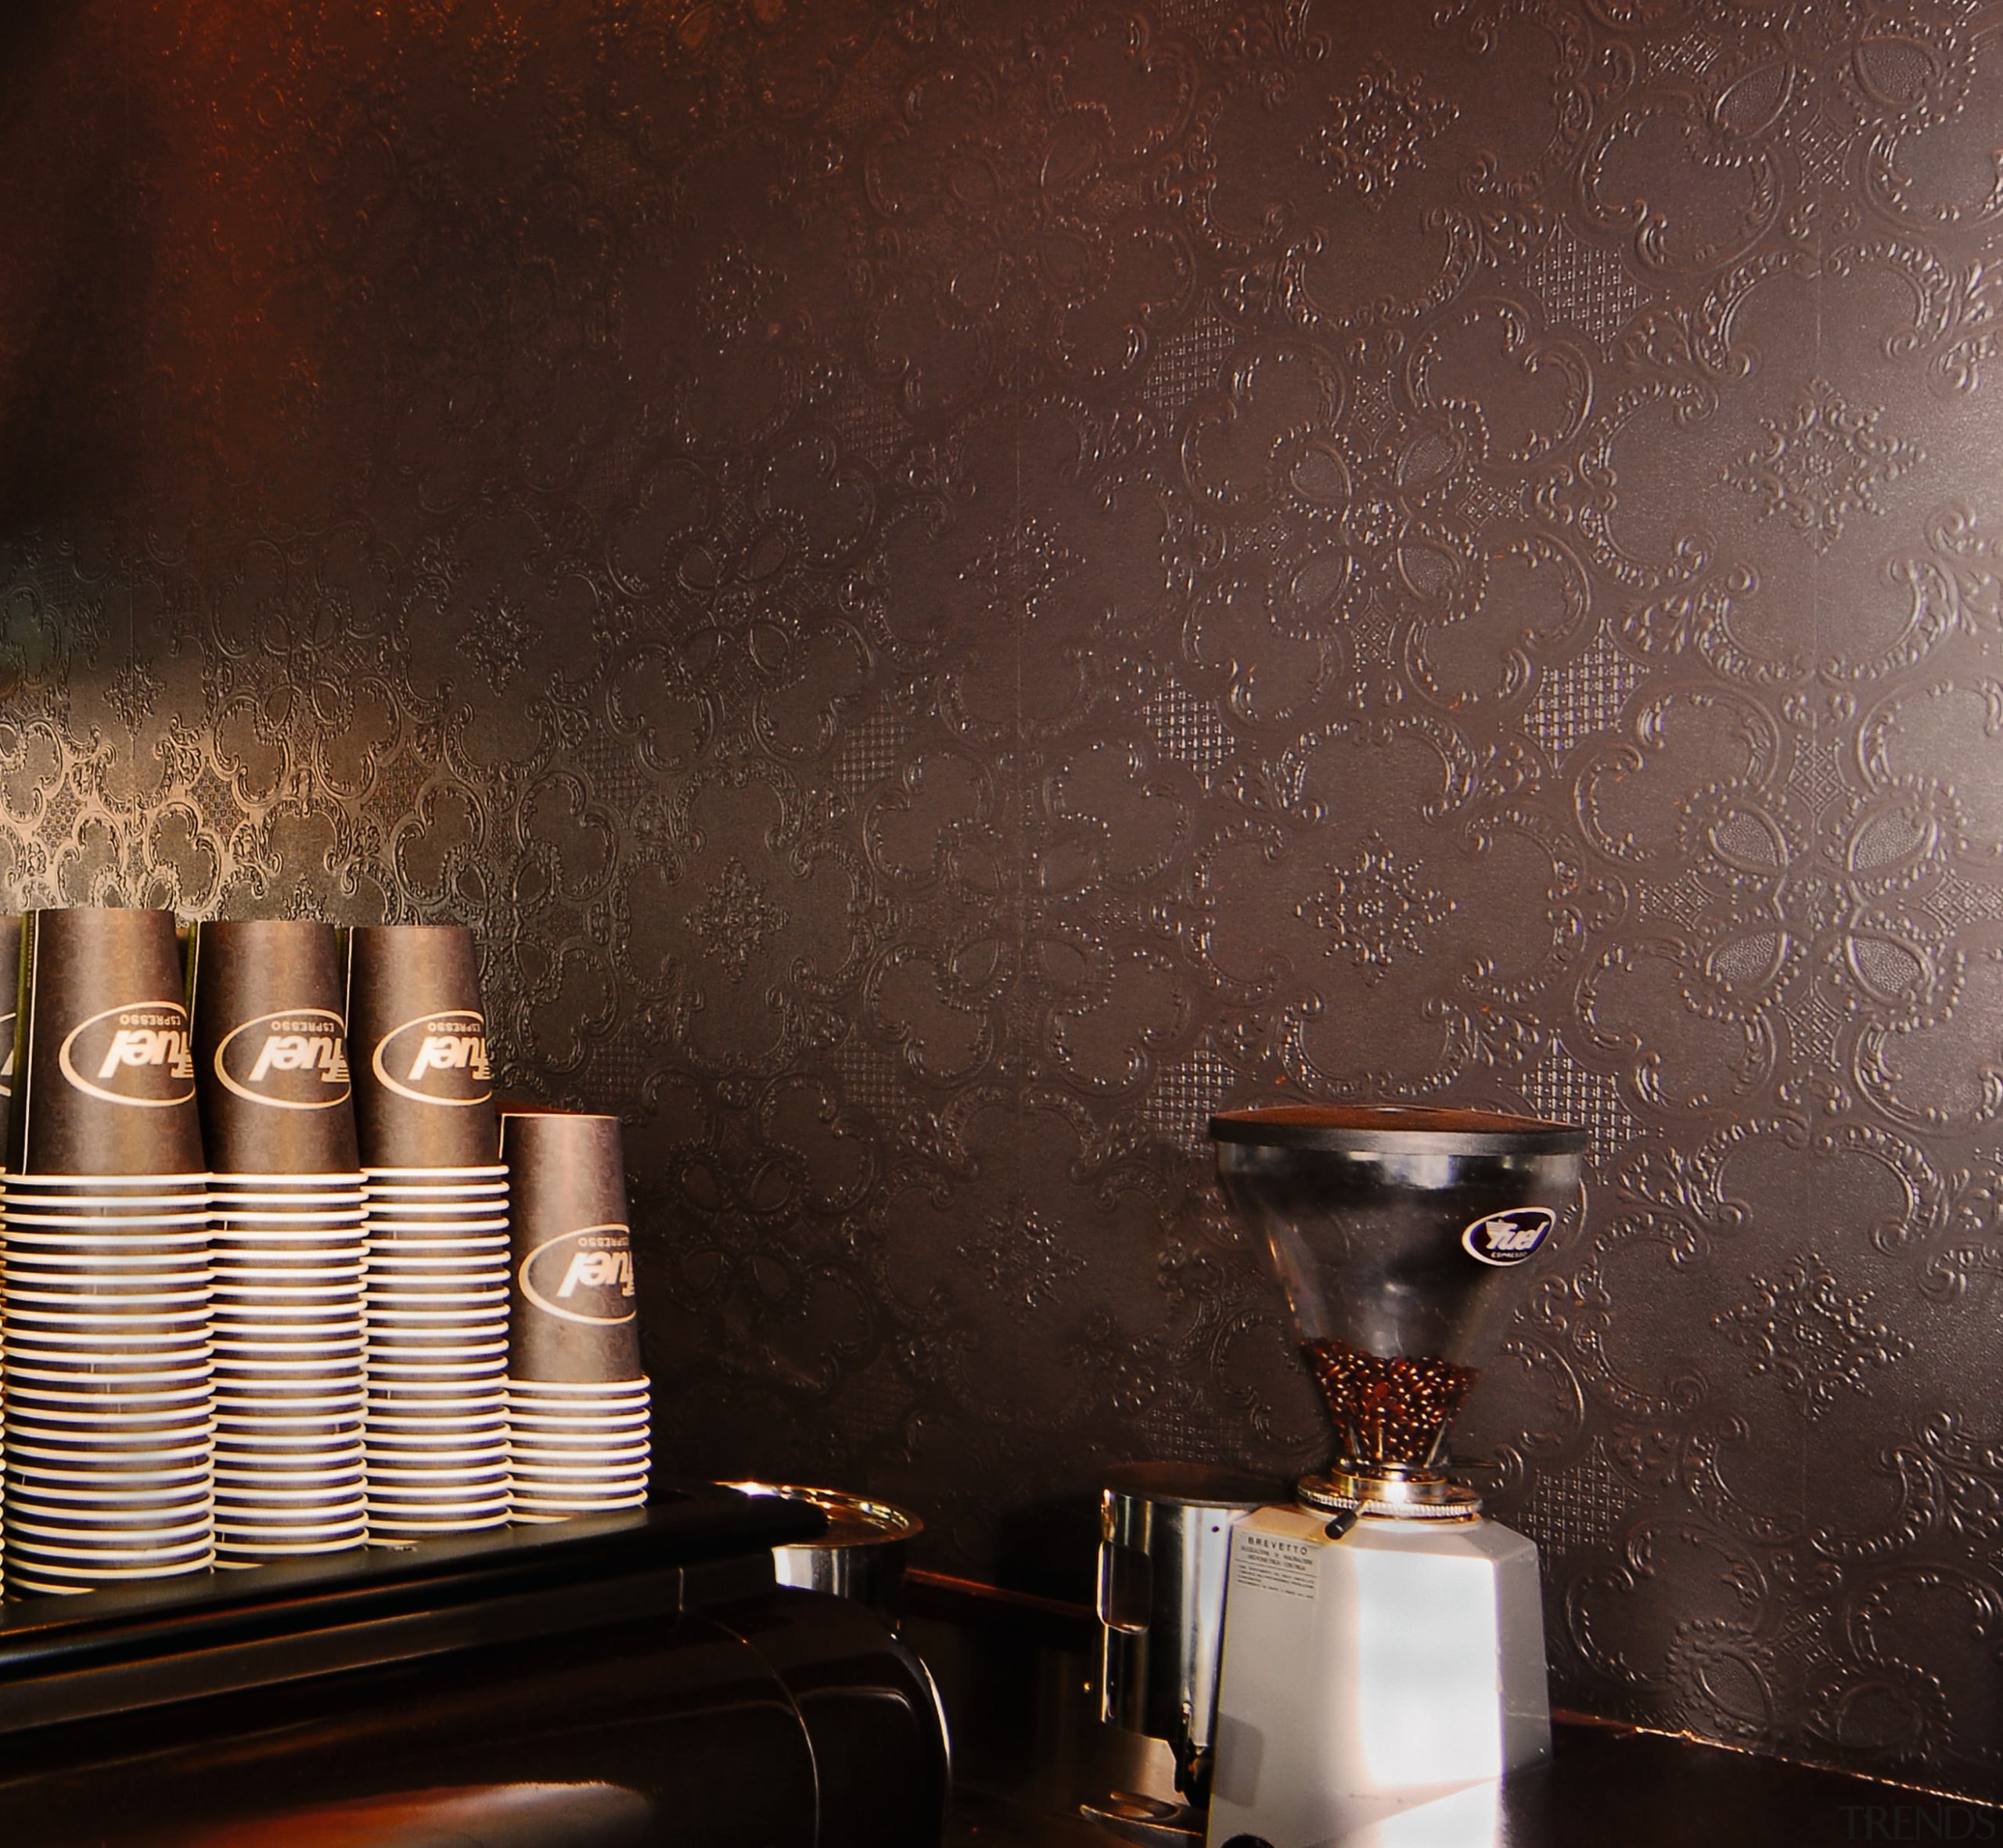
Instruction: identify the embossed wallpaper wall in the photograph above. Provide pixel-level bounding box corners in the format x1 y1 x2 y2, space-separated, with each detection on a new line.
2 0 2003 1796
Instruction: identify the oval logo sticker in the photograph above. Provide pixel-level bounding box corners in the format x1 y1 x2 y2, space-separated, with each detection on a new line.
1462 1206 1555 1267
371 1009 492 1108
58 1001 196 1109
216 1007 352 1110
520 1224 638 1326
0 1010 16 1099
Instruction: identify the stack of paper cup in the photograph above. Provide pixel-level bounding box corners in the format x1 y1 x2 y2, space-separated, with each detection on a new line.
2 906 214 1594
347 926 510 1541
0 909 21 1169
191 919 368 1562
501 1110 650 1522
0 911 21 1580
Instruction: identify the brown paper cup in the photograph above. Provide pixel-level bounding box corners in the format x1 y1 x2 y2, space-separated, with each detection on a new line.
189 919 360 1175
9 908 205 1177
345 926 498 1168
501 1110 642 1385
0 909 22 1164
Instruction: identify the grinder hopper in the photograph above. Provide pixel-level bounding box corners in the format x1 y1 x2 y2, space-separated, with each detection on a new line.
1211 1105 1585 1516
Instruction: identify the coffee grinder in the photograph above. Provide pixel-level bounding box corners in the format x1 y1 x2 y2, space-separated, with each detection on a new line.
1204 1106 1585 1848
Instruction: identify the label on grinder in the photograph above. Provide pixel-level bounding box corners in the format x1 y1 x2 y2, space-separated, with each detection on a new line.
1233 1528 1318 1602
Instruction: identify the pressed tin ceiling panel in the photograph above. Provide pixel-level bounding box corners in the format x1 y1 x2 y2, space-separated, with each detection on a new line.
3 0 2003 1797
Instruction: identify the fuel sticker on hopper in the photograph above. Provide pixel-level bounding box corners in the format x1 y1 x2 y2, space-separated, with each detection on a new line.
520 1224 638 1325
1460 1206 1555 1267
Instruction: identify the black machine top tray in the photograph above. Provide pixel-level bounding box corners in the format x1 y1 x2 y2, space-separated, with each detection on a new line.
0 1482 825 1739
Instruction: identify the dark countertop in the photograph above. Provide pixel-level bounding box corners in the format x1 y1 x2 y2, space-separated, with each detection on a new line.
944 1725 1997 1848
908 1575 1996 1848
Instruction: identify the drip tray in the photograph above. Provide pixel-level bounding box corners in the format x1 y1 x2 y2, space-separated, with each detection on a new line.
0 1485 825 1737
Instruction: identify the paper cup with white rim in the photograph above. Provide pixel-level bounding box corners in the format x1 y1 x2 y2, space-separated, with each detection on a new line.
213 1386 363 1414
0 1269 210 1301
365 1418 505 1444
189 919 359 1176
218 1509 365 1533
9 1544 215 1591
364 1184 509 1196
365 1334 507 1360
365 1270 506 1295
365 1402 505 1425
365 1479 502 1506
215 1414 363 1447
498 1107 652 1519
511 1483 651 1508
370 1233 502 1260
509 1422 651 1449
9 1519 214 1555
500 1111 643 1386
366 1437 508 1463
5 1476 204 1506
211 1188 365 1224
214 1486 365 1510
0 1170 208 1192
213 1443 363 1471
511 1471 651 1494
369 1393 509 1426
214 1505 365 1528
365 1361 509 1383
0 908 22 1163
367 1519 507 1545
507 1389 649 1421
511 1493 645 1524
8 1500 213 1535
214 1433 363 1459
210 1284 366 1310
3 1396 210 1433
362 1166 507 1187
0 1208 210 1235
8 1476 208 1506
8 908 205 1177
218 1234 355 1267
214 1485 365 1512
368 1475 510 1500
6 1421 210 1454
213 1436 361 1459
345 927 498 1169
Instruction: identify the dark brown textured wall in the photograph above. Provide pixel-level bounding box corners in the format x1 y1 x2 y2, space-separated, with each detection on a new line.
2 0 2003 1797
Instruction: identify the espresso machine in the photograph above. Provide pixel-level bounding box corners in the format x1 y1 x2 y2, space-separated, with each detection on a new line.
1204 1105 1584 1848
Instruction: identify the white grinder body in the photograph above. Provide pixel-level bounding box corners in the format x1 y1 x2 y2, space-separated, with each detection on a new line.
1204 1504 1550 1848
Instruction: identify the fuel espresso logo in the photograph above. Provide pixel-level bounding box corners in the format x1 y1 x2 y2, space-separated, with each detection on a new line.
1461 1206 1555 1267
371 1011 492 1108
215 1008 351 1111
520 1224 637 1326
58 1001 197 1108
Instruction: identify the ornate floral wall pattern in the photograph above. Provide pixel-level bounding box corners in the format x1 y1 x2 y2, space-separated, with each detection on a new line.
3 0 2003 1797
